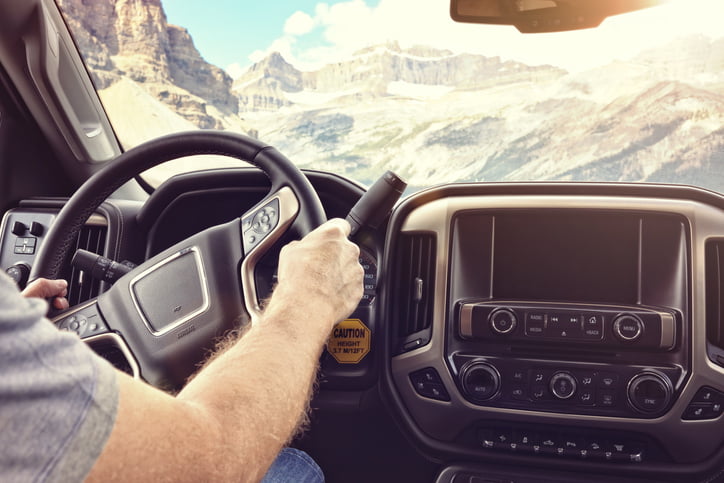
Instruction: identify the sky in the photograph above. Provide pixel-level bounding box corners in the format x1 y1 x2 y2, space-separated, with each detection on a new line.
161 0 724 78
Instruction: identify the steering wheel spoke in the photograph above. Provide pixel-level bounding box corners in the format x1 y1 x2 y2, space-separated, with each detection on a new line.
239 186 299 321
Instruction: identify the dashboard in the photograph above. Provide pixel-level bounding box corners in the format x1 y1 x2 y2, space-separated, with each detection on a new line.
2 171 724 482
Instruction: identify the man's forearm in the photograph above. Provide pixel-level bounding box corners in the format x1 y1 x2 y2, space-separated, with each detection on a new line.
87 219 363 482
176 301 331 480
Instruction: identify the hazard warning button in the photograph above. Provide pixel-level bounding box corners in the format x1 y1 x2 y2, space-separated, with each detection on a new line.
327 319 371 364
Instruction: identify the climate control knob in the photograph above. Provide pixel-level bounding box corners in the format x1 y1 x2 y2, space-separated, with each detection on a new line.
627 371 672 414
549 371 577 400
460 361 500 403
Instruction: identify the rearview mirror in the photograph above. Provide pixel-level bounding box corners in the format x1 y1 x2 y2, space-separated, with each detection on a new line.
450 0 664 33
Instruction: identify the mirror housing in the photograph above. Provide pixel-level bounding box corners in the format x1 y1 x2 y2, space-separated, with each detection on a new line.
450 0 664 33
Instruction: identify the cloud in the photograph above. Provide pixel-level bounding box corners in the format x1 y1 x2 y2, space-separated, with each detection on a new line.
284 11 316 36
225 62 246 79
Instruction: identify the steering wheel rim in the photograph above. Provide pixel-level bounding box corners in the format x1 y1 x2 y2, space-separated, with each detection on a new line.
33 131 327 389
31 130 326 281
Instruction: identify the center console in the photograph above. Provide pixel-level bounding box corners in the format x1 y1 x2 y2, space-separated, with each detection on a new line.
383 188 724 476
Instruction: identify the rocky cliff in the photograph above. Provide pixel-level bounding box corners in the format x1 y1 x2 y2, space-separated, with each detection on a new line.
57 0 237 128
233 42 567 112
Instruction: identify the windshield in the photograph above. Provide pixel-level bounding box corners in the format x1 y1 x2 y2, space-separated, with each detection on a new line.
56 0 724 191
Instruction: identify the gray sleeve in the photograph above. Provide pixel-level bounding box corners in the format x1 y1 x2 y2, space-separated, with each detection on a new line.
0 273 119 482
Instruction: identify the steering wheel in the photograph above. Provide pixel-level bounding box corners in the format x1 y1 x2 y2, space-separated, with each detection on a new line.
31 131 326 389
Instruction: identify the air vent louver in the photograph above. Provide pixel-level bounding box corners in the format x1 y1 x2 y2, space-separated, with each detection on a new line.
62 224 107 306
706 239 724 367
392 233 436 352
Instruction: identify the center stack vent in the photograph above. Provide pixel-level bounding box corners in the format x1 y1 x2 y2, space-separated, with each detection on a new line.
706 239 724 368
391 232 436 354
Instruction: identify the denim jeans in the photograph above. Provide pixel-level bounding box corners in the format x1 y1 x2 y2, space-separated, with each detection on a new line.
261 447 324 482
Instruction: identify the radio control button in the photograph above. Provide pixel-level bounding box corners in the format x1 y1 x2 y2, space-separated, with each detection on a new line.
613 314 644 341
489 309 517 335
525 313 545 336
583 314 604 339
550 372 577 400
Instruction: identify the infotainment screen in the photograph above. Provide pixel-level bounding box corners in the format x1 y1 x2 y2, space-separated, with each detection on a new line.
492 212 640 304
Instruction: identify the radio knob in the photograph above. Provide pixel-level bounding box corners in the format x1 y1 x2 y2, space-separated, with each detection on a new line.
549 371 577 400
489 308 517 335
613 314 643 342
460 361 500 403
627 371 672 414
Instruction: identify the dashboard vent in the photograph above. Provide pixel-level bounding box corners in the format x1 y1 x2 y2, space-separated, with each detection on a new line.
392 233 436 352
706 239 724 367
62 224 107 306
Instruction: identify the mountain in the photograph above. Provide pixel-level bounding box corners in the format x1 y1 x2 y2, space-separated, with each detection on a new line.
233 42 567 112
56 0 724 192
57 0 239 135
238 36 724 188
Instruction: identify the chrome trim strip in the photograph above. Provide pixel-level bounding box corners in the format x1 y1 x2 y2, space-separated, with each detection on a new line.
660 311 676 350
459 304 474 338
240 187 299 324
84 332 140 379
128 246 210 336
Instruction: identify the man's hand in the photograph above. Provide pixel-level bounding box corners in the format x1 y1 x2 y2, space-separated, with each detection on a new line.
21 278 69 310
272 218 364 333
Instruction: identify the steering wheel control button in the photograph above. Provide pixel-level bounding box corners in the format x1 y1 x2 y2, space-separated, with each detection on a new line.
550 372 577 400
55 304 107 338
627 372 673 414
409 368 450 402
489 308 517 335
613 314 644 342
242 199 280 254
682 386 724 421
460 361 500 403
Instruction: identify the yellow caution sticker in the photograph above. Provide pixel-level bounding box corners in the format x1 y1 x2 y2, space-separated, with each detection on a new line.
326 318 371 364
